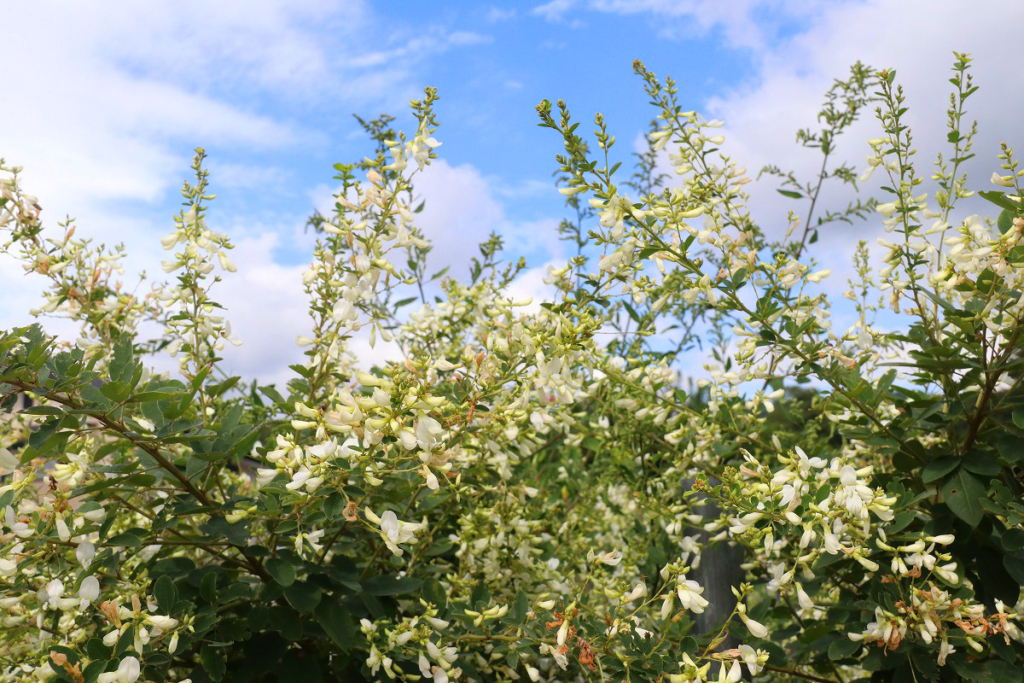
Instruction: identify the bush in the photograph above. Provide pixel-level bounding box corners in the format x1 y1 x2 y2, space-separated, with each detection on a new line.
0 54 1022 683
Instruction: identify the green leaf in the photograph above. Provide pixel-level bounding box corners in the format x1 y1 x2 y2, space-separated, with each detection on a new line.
109 336 135 384
962 450 1001 476
201 643 226 682
113 625 134 657
997 209 1015 235
18 405 64 416
983 659 1023 683
259 385 286 405
888 510 915 533
1004 554 1024 587
131 390 186 403
921 456 958 483
107 532 143 547
361 575 423 596
995 436 1024 463
207 375 240 398
266 558 297 587
200 571 217 603
422 579 447 612
828 637 861 660
153 576 177 612
1003 529 1024 552
84 637 111 661
777 189 803 199
512 590 529 625
1013 409 1024 430
942 469 986 527
284 582 323 613
977 547 1020 603
315 599 355 651
978 190 1020 212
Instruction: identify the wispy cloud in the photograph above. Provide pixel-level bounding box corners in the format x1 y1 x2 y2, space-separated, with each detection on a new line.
0 0 501 383
533 0 826 49
689 0 1024 306
532 0 577 22
7 0 1021 388
486 7 517 22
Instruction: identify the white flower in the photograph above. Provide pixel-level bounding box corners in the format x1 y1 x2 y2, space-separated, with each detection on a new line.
937 637 955 665
0 447 18 470
991 172 1014 188
44 579 64 608
934 562 959 584
676 578 709 614
716 661 741 682
286 468 312 491
372 509 423 556
217 251 236 272
397 429 418 450
740 613 768 639
807 269 831 283
876 201 898 217
738 644 763 675
415 416 445 451
56 516 71 542
422 465 439 490
146 615 179 631
97 656 141 683
78 576 100 608
795 584 814 611
622 582 647 603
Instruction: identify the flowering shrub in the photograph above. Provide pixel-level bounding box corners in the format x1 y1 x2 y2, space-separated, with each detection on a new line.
1 54 1023 683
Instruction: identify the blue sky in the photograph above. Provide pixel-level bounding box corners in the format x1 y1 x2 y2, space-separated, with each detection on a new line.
96 2 763 270
4 0 1023 384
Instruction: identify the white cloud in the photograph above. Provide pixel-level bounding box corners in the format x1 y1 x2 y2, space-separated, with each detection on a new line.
1 2 336 224
15 0 1016 392
1 0 494 247
422 162 566 278
1 0 502 387
386 160 565 280
210 163 291 191
533 0 827 48
487 7 518 22
506 261 562 315
700 0 1024 287
532 0 578 22
205 233 310 387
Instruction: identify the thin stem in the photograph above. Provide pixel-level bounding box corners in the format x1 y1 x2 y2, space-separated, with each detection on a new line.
763 665 839 683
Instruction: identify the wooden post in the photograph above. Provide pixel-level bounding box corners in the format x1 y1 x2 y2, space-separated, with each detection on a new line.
684 477 744 645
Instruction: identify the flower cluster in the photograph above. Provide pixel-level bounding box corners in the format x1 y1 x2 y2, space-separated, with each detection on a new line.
1 55 1022 683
